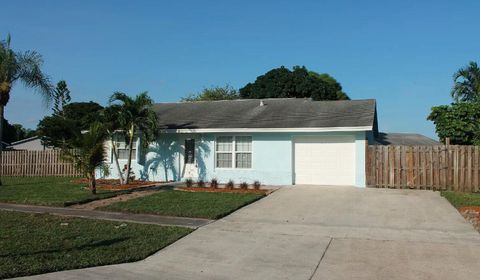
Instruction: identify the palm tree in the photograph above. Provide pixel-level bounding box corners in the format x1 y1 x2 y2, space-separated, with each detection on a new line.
451 61 480 102
63 123 108 194
0 34 53 185
101 105 125 184
109 91 158 184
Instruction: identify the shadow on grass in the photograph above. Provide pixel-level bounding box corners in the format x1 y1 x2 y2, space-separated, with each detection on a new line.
0 237 131 258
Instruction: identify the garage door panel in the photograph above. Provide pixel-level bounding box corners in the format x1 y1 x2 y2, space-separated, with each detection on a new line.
294 136 356 185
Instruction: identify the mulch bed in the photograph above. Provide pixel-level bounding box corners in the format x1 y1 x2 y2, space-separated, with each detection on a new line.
458 206 480 233
73 179 164 191
176 186 271 194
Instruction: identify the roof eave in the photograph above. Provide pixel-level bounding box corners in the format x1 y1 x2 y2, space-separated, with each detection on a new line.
10 136 40 145
162 126 373 134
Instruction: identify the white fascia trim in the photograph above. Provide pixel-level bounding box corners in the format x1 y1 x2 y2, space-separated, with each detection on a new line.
162 126 372 133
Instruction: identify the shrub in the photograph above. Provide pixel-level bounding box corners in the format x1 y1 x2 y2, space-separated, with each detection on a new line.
240 182 249 190
226 180 234 190
210 178 219 189
197 179 205 188
253 180 261 190
185 178 193 188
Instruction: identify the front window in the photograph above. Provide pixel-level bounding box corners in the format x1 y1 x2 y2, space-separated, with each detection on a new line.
215 136 252 168
113 138 137 161
216 136 233 168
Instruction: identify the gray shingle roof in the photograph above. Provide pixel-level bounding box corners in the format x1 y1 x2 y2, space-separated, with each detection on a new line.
153 98 376 130
375 133 440 145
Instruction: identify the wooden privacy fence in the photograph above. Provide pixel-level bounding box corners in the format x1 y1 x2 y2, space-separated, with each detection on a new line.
0 150 81 177
366 145 480 192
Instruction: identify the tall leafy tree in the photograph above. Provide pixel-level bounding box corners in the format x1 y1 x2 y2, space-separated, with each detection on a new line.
308 72 349 100
429 61 480 144
109 92 158 183
428 102 480 145
37 102 103 148
451 61 480 102
52 80 71 116
239 66 349 100
1 118 36 143
62 123 108 194
181 85 239 101
0 34 53 185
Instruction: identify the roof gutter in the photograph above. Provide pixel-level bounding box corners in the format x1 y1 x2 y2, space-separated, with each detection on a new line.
161 126 373 134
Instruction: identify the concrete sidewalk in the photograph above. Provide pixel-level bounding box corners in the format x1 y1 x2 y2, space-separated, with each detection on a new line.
0 202 212 228
15 186 480 280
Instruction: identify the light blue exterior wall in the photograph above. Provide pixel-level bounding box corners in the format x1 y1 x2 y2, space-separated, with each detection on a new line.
203 133 292 185
103 131 368 187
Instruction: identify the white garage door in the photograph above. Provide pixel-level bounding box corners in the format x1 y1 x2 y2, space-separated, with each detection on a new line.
294 136 356 185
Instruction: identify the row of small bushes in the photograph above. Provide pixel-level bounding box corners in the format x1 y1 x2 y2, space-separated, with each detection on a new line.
184 178 262 190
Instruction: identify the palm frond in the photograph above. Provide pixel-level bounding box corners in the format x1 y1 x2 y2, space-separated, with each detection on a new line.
0 39 17 84
107 91 159 149
109 91 131 105
451 61 480 102
15 50 53 104
62 122 108 177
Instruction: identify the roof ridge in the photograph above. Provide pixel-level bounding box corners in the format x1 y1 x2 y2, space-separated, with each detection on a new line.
155 98 376 105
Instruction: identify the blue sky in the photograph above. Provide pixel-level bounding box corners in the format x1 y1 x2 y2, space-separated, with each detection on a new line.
1 0 479 138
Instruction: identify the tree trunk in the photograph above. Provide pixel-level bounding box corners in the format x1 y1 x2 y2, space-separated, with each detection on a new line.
164 165 168 182
0 105 4 186
110 137 125 184
125 124 135 184
89 172 97 194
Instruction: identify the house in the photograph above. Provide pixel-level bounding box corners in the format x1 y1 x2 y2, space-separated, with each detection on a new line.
105 98 379 187
374 132 439 145
7 136 51 151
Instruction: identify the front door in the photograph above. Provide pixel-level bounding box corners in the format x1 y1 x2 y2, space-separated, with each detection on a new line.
183 139 198 178
185 139 195 164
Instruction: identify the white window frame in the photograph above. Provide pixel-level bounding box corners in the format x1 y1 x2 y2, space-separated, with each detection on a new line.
215 135 252 169
112 138 137 162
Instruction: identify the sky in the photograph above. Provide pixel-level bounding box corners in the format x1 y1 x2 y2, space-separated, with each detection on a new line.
1 0 479 139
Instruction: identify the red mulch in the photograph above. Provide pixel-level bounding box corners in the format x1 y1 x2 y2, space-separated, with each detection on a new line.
176 186 269 194
73 178 164 191
458 206 480 233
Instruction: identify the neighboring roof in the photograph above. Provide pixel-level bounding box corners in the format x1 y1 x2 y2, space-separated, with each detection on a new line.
153 98 377 131
1 141 9 149
375 132 440 146
9 136 40 146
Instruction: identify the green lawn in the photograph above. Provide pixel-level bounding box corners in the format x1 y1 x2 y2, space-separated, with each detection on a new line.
0 177 125 207
101 190 265 219
441 191 480 208
0 210 192 279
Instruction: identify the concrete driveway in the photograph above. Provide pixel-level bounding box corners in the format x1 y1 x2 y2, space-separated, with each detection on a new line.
21 186 480 280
